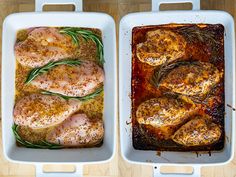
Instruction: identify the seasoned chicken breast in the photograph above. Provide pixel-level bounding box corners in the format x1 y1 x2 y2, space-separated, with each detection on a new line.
136 97 199 127
46 114 104 147
31 60 104 97
15 27 77 68
136 97 199 139
136 29 186 66
17 125 48 144
14 94 81 129
172 117 221 146
159 62 222 97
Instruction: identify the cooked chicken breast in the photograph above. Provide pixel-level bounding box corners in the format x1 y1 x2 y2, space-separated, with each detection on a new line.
136 97 199 139
136 29 186 66
15 27 77 68
159 62 222 97
46 114 104 147
31 60 104 97
136 97 199 127
14 94 81 129
172 117 221 146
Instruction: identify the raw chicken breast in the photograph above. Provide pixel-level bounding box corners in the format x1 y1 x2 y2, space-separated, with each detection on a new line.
17 125 48 144
15 27 77 68
14 94 81 129
136 97 199 139
159 62 222 97
31 60 104 97
136 29 186 66
172 116 221 146
46 114 104 147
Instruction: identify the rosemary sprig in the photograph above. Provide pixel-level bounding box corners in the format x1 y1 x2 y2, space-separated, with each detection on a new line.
150 61 198 87
12 124 63 149
59 27 104 65
25 59 81 84
41 87 103 101
150 61 200 88
175 25 220 44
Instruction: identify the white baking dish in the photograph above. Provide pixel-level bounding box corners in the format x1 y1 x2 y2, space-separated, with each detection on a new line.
2 0 117 176
119 0 235 176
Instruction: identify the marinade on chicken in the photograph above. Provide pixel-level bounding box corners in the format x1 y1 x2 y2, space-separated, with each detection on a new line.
14 94 81 129
46 114 104 147
13 26 105 149
31 60 104 97
15 27 77 68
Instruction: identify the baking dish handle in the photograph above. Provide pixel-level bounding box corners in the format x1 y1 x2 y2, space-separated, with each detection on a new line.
152 0 200 11
35 0 83 12
35 164 83 177
153 165 201 177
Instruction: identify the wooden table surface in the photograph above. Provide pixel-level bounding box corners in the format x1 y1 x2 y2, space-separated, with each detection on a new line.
0 0 236 176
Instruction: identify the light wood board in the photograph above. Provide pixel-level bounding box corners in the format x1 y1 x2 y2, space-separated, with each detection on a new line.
0 0 236 176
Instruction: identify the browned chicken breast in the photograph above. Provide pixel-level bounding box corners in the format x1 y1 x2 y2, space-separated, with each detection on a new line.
136 29 186 66
46 114 104 147
136 97 199 139
136 97 199 127
14 94 81 129
159 62 222 97
15 27 77 68
31 60 104 97
172 117 221 146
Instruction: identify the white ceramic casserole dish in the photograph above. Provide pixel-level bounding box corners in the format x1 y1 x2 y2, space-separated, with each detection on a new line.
119 0 235 176
2 0 117 176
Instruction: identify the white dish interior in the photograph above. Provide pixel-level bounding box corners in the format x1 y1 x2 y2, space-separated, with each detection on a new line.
119 10 235 165
2 12 117 164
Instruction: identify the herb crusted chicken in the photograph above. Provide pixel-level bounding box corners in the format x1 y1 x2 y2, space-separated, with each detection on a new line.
132 24 225 151
136 29 186 66
136 97 199 128
158 62 223 97
172 116 222 147
136 97 199 139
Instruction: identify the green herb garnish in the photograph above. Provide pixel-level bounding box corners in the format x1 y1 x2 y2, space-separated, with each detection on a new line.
175 25 220 44
41 87 103 101
25 59 81 84
12 124 63 149
59 27 104 65
150 61 200 87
